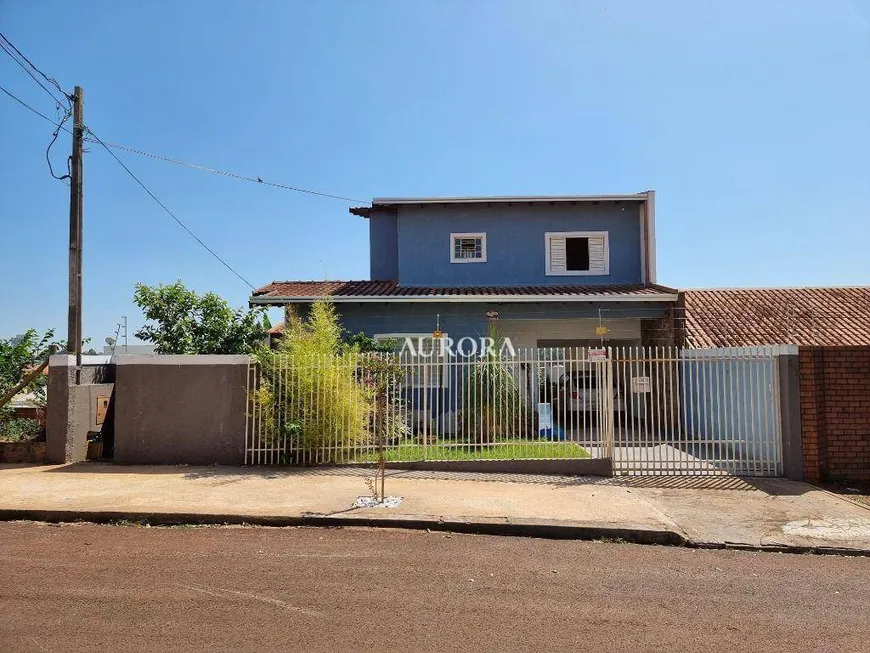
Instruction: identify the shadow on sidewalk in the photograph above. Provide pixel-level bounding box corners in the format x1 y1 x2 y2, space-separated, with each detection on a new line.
35 462 816 496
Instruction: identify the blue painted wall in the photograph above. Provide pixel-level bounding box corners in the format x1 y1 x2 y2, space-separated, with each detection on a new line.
369 211 399 280
336 301 668 342
393 201 643 287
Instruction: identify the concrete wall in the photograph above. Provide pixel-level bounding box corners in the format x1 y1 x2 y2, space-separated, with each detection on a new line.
800 346 870 482
113 355 248 466
394 201 644 287
46 355 115 464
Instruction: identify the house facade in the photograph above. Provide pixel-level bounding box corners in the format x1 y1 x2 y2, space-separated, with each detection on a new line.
251 192 682 350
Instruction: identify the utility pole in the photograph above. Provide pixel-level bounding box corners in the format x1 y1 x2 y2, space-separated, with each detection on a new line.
67 86 84 384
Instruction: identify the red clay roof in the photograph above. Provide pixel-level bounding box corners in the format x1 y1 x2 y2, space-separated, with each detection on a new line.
251 281 678 300
683 287 870 347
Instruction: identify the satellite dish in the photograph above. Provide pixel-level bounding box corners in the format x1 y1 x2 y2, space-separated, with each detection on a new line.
105 337 116 346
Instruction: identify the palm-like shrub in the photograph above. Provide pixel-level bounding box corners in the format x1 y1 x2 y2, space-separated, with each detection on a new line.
463 326 527 443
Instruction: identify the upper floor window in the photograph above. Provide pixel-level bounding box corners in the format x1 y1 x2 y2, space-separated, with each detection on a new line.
450 232 487 263
545 231 609 276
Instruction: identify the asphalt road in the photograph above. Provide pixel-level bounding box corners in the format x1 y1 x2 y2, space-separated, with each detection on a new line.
1 522 867 653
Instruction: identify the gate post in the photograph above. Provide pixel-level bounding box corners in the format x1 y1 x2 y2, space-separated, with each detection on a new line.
778 349 803 480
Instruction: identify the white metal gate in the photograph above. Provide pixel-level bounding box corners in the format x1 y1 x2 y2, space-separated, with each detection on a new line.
605 347 783 476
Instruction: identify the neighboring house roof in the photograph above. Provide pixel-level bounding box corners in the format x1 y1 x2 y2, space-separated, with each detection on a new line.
250 281 679 304
349 192 651 218
683 287 870 347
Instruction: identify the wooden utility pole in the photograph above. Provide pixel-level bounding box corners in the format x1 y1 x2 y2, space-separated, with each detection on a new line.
67 86 84 384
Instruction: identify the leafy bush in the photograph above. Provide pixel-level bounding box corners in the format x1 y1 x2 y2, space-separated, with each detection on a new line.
254 300 396 462
0 417 42 443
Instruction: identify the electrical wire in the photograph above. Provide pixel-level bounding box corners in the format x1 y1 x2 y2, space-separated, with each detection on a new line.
85 126 256 289
0 33 70 99
0 31 73 185
1 83 367 205
80 139 367 203
46 109 72 182
0 84 72 185
0 84 66 128
0 34 70 107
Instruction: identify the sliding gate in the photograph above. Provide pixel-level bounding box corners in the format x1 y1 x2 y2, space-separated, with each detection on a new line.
606 347 784 476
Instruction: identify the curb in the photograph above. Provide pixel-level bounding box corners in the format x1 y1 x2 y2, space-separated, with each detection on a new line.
684 540 870 557
1 509 868 556
0 508 683 546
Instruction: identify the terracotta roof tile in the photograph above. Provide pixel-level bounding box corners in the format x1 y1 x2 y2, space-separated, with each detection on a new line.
683 287 870 347
252 280 678 300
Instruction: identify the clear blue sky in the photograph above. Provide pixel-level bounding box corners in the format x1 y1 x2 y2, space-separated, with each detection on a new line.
1 0 868 344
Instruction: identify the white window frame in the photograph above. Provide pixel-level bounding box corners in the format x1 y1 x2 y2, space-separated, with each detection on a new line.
374 333 449 388
450 232 487 263
544 231 610 276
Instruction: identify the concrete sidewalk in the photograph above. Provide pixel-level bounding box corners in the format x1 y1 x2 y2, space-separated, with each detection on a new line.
2 463 870 553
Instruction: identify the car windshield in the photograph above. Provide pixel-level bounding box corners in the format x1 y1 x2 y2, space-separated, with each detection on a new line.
559 370 603 385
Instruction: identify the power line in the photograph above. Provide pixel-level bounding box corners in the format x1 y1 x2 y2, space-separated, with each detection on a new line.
81 139 367 203
1 82 367 205
0 84 67 128
0 84 71 185
85 126 256 289
0 33 70 108
0 28 362 204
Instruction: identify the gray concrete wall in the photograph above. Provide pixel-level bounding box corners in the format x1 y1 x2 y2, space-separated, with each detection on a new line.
46 355 115 464
778 353 804 481
112 355 248 466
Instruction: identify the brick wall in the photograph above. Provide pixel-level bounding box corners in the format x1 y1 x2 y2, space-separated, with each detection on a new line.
799 346 870 482
640 293 686 349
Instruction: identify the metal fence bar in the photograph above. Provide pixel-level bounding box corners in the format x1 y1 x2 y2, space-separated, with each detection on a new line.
244 346 786 477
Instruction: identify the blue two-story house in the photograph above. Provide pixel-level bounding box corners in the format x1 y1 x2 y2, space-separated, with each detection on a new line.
251 192 679 352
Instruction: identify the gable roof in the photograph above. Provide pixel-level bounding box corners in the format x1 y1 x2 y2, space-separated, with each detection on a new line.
683 287 870 347
250 280 679 304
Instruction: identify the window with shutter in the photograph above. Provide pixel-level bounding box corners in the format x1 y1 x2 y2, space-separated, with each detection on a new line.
545 231 609 276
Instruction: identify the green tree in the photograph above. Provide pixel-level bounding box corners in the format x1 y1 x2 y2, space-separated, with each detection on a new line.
0 329 58 403
133 281 268 354
1 329 60 441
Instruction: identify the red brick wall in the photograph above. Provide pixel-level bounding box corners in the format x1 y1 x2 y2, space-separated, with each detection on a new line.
799 347 870 482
